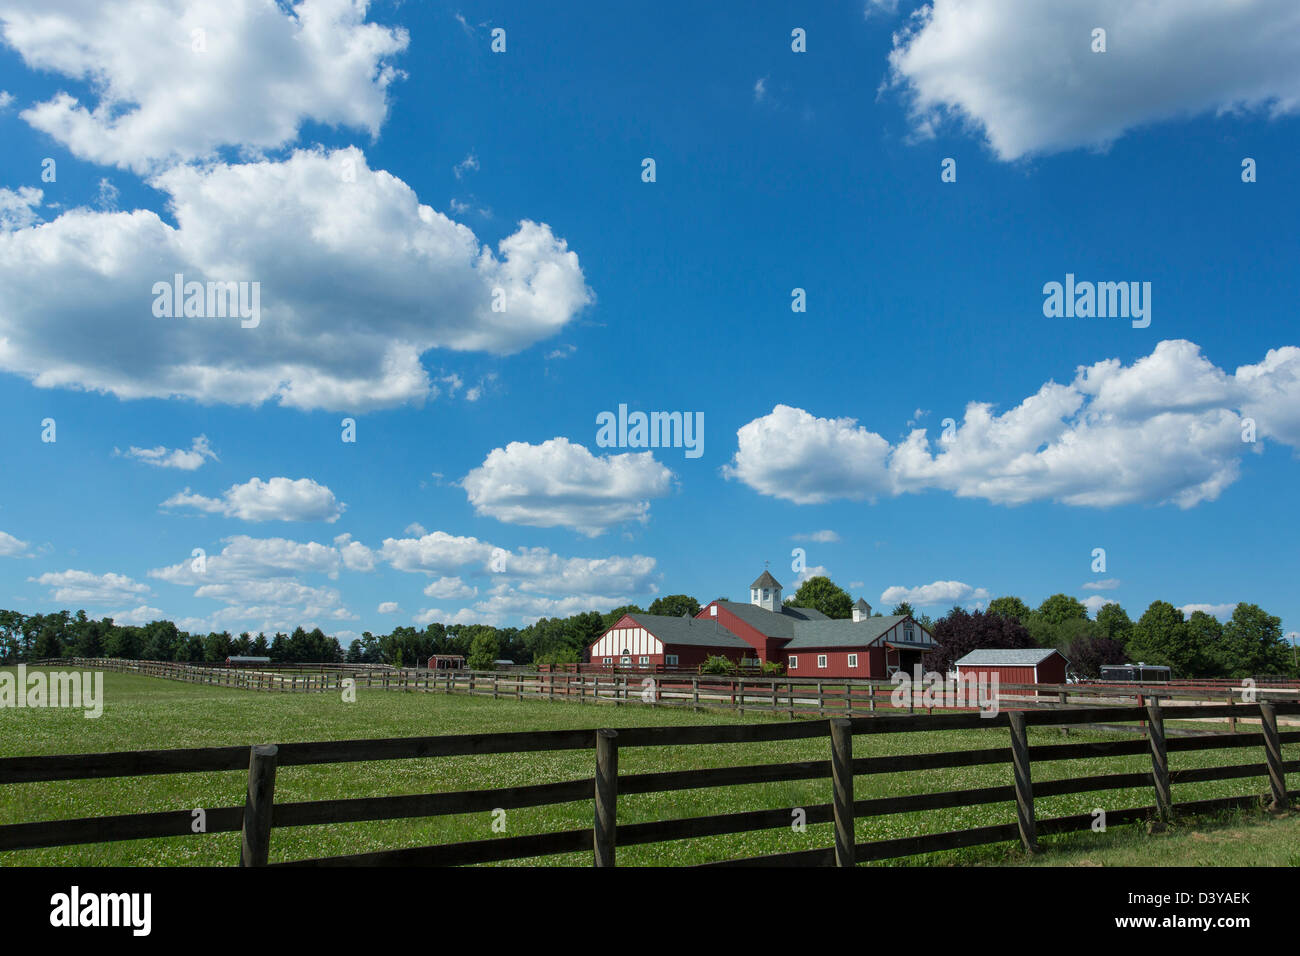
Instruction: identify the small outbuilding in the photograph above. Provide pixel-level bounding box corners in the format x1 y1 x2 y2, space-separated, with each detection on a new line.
954 648 1069 695
427 654 466 670
589 612 754 670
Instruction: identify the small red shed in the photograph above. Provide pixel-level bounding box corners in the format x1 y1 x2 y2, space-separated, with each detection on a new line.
954 648 1069 696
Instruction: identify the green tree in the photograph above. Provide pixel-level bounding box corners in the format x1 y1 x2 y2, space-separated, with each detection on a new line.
0 610 25 662
987 596 1031 622
648 595 700 618
1214 603 1291 678
1035 594 1088 627
889 602 916 618
785 576 853 619
1184 611 1226 677
1127 601 1196 676
1094 603 1134 646
468 630 500 670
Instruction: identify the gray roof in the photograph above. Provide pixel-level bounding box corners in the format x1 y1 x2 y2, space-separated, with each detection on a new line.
954 648 1065 667
786 615 929 650
625 613 751 649
750 570 783 590
715 600 828 639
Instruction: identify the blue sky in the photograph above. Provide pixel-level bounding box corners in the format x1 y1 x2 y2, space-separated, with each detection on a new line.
0 0 1297 646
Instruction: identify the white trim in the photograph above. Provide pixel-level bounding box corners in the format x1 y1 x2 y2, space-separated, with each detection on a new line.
817 654 827 669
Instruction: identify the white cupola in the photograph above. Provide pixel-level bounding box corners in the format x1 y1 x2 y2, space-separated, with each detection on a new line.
750 569 783 612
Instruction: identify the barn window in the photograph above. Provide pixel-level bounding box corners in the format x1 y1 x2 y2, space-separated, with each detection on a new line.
666 654 678 666
904 625 915 642
848 654 858 668
602 657 612 665
788 656 798 669
817 655 827 669
639 656 649 666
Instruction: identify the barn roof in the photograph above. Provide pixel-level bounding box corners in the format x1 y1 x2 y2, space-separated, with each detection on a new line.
624 613 751 649
714 600 828 639
954 648 1066 667
785 615 917 649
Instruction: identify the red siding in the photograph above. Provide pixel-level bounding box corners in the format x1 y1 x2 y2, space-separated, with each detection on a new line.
786 647 885 679
587 613 752 670
956 652 1069 697
697 604 785 663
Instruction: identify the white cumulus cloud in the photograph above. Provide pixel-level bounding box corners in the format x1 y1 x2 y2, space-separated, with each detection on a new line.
117 434 218 470
0 148 593 411
887 0 1300 161
880 580 990 608
30 569 151 604
0 530 30 557
462 438 674 536
162 477 344 522
728 341 1300 510
1 0 409 172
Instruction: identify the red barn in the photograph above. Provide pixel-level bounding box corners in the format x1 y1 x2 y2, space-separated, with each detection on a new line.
587 570 939 677
588 612 754 670
954 648 1069 696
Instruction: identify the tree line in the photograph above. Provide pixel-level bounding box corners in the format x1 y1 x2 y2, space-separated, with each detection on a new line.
2 583 1292 678
779 576 1296 679
0 595 706 671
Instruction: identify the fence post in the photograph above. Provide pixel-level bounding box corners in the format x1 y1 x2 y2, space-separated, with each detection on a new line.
692 677 700 711
830 718 855 867
239 744 278 866
869 683 876 714
594 729 619 867
817 682 825 718
1007 712 1037 853
1259 702 1290 811
737 679 745 717
787 680 795 719
1146 700 1172 823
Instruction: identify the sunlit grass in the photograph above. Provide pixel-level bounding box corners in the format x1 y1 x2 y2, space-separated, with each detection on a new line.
1 668 1293 866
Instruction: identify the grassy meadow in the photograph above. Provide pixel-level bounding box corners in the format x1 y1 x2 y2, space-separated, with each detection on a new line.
0 667 1294 866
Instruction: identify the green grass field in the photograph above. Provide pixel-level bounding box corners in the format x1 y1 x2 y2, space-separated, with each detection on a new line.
1 668 1294 866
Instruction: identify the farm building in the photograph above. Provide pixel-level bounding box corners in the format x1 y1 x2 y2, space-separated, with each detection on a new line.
954 648 1069 695
427 654 465 670
589 612 756 670
587 570 938 677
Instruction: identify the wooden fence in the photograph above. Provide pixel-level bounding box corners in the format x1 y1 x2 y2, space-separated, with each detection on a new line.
32 658 1300 725
1 701 1296 866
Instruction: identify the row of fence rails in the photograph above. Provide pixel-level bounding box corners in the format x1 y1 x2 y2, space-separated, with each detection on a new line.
22 659 1297 724
32 657 350 694
2 700 1296 865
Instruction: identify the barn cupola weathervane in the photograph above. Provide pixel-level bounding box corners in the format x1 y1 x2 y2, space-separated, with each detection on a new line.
750 565 783 612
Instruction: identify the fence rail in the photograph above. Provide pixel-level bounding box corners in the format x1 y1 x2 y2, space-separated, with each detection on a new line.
2 700 1296 866
24 658 1300 729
